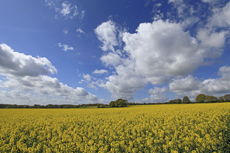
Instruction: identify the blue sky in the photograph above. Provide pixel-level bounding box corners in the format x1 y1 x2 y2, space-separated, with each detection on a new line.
0 0 230 105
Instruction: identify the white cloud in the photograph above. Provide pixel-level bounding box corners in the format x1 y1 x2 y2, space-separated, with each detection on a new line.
101 52 122 67
80 74 99 90
73 6 79 17
45 0 56 8
169 75 200 93
87 83 98 90
149 87 168 95
96 19 216 100
201 66 230 94
202 0 218 4
80 10 85 21
209 2 230 27
60 1 71 16
92 69 108 74
76 28 84 34
197 29 226 49
75 87 89 96
0 44 105 105
168 0 200 29
181 17 200 29
123 20 203 78
45 0 83 20
98 59 148 100
95 20 119 52
83 74 91 81
0 44 57 77
103 68 147 100
152 3 163 21
155 3 162 7
0 90 64 105
93 1 230 101
148 87 168 103
168 0 178 3
168 0 187 17
169 66 230 99
96 18 229 100
58 43 74 51
194 2 230 59
150 94 168 103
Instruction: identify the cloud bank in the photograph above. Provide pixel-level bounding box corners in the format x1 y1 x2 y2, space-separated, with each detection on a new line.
95 1 230 101
0 44 105 105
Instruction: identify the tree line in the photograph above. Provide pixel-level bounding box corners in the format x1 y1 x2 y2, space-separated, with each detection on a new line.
168 94 230 104
0 94 229 109
0 103 109 109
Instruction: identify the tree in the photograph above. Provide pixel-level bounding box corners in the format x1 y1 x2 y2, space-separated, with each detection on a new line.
195 94 206 103
117 98 127 107
183 96 190 103
205 95 218 103
33 104 41 108
168 99 181 104
109 101 115 107
224 94 230 102
219 94 230 102
177 99 182 104
168 100 175 104
109 99 127 107
97 104 106 108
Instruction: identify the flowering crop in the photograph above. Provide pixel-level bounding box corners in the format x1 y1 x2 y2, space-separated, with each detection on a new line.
0 103 230 152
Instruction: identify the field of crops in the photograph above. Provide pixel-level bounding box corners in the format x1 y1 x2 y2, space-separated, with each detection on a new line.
0 103 230 153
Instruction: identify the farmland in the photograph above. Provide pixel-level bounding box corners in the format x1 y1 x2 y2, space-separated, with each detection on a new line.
0 103 230 152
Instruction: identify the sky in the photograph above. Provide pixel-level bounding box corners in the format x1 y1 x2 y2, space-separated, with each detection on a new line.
0 0 230 105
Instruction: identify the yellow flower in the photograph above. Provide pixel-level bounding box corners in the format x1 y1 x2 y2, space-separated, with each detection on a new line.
185 146 189 151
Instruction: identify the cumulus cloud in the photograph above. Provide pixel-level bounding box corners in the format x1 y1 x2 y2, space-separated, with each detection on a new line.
92 69 108 74
197 29 226 48
209 1 230 27
148 87 168 103
101 52 122 67
169 66 230 99
201 66 230 94
123 20 203 78
103 68 147 100
95 20 119 52
194 2 230 58
149 87 168 95
94 1 230 101
169 75 200 93
98 57 148 99
95 17 230 100
0 43 104 105
0 44 57 77
58 43 74 51
0 90 61 105
150 94 168 103
95 19 215 100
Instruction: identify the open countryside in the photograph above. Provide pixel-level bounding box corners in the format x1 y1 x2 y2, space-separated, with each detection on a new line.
1 0 230 152
1 103 230 152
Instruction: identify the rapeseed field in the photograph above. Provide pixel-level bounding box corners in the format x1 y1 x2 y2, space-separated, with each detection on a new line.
0 103 230 153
